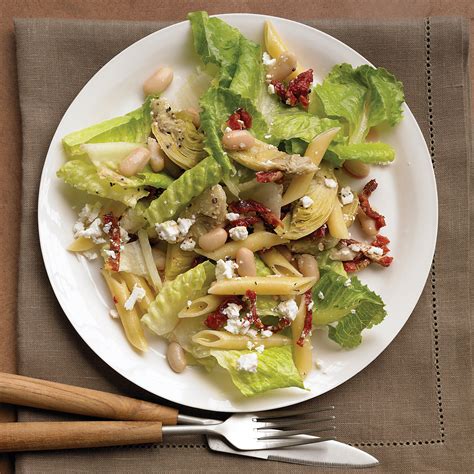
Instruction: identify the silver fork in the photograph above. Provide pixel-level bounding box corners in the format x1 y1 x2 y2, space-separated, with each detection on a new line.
172 405 336 450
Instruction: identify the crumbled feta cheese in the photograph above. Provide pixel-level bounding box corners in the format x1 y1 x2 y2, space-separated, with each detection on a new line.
265 74 272 79
264 133 272 139
102 222 112 234
350 309 356 314
318 242 325 251
344 278 352 287
255 344 265 354
180 238 196 251
267 83 275 95
276 299 299 321
318 291 325 300
324 178 338 189
225 317 250 335
82 250 99 260
155 220 180 243
109 309 119 319
226 212 240 222
215 259 237 280
247 341 255 350
367 246 384 256
224 126 233 133
124 284 146 311
308 300 314 311
339 186 354 205
262 52 276 66
177 217 195 235
104 249 116 259
187 300 192 308
349 244 361 252
229 226 248 241
236 353 258 373
300 195 314 208
247 329 258 338
222 303 242 319
74 217 106 244
76 202 101 225
260 329 273 338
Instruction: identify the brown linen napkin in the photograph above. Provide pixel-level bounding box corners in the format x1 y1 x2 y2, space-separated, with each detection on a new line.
14 17 472 472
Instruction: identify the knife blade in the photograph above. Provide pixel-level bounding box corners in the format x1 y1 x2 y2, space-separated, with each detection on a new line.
207 435 379 468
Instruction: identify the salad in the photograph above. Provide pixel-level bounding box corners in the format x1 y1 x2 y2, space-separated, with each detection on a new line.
57 12 404 397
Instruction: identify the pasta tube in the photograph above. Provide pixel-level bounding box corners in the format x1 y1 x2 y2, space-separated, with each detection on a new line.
178 295 224 319
208 276 317 296
259 248 302 277
67 237 97 252
291 297 313 378
327 197 349 239
192 330 290 350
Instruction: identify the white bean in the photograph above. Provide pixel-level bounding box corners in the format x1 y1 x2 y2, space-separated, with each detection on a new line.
266 51 297 82
297 254 320 280
167 342 187 373
222 130 255 151
119 147 150 177
147 138 165 172
151 247 166 271
236 247 257 277
198 228 228 252
357 208 378 236
343 160 370 179
186 107 201 128
143 66 173 96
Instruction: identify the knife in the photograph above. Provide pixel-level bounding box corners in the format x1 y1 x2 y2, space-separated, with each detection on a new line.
207 435 379 468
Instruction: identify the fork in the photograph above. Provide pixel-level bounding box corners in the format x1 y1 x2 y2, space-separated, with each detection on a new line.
0 372 335 452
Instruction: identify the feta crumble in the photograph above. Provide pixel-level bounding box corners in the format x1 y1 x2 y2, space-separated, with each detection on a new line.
73 207 106 245
187 300 192 308
300 195 314 208
222 303 242 320
264 133 272 139
318 242 325 251
262 52 276 66
318 291 325 300
124 284 146 311
324 178 338 189
255 344 265 354
177 217 195 235
308 300 314 311
276 299 299 321
229 226 248 241
226 212 240 222
247 329 258 338
236 353 258 373
224 126 233 133
267 83 275 95
103 249 116 259
344 278 352 287
109 309 119 319
367 246 384 256
260 329 273 338
339 186 354 205
215 259 237 280
155 220 180 243
246 341 255 350
82 250 99 261
350 309 357 314
349 244 361 252
180 238 196 251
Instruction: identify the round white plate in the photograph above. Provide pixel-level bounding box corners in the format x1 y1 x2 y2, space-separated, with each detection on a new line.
38 14 437 412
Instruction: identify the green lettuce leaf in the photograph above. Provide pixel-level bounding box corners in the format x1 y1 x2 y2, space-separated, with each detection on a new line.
325 142 395 166
56 160 148 207
210 346 305 397
254 256 278 316
62 96 156 158
312 270 386 348
316 251 347 277
144 156 223 225
142 261 215 336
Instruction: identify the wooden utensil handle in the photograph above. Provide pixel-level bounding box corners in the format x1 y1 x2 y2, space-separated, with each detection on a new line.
0 421 162 452
0 373 178 425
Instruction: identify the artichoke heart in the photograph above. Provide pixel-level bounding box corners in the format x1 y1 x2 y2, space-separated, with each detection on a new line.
151 98 206 170
228 139 317 174
342 198 359 228
276 163 338 240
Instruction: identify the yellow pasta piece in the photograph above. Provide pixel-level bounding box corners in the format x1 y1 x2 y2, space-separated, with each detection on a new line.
195 231 289 261
178 295 224 319
291 297 313 378
327 198 349 239
67 237 97 252
259 248 302 277
192 330 290 350
102 270 148 352
342 198 359 228
281 128 340 206
208 276 317 296
121 272 155 315
264 20 304 79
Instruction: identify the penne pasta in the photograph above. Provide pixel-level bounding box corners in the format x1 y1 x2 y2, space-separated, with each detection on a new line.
281 128 340 206
121 272 155 315
259 248 302 277
192 330 290 350
138 229 162 291
195 231 289 261
101 270 148 352
291 297 313 378
208 276 317 296
178 295 224 319
327 197 349 239
67 236 97 252
342 199 359 228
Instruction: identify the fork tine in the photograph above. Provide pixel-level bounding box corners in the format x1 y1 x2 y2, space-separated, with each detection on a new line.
258 426 335 440
257 415 336 430
263 436 336 449
255 405 334 420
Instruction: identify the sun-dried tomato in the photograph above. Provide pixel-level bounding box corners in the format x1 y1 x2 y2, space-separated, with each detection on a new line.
227 216 260 229
343 256 371 273
204 296 243 330
297 290 314 346
372 234 391 254
227 108 252 130
243 290 264 329
102 213 121 272
228 199 282 228
190 255 206 268
359 179 386 230
312 224 328 239
272 69 313 108
256 170 284 183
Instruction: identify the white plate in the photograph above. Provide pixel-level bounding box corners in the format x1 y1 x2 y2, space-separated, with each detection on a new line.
38 14 437 412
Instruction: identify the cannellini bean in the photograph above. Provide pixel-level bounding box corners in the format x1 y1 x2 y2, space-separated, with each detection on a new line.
222 130 255 151
236 247 257 277
198 228 228 252
147 138 165 172
143 66 173 96
357 208 378 236
266 51 297 82
186 107 201 128
151 247 166 271
277 245 293 262
166 342 187 373
297 254 320 280
343 160 370 179
119 147 150 177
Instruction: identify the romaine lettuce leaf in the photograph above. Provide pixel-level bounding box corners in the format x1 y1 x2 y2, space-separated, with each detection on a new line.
142 261 215 336
210 346 305 397
325 142 395 166
143 156 223 225
62 96 156 157
56 160 148 207
312 270 386 348
255 256 278 315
